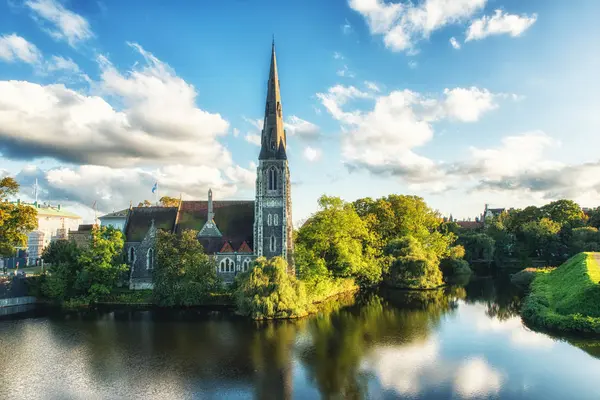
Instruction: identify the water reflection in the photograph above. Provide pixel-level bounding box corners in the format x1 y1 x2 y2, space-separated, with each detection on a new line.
1 278 600 399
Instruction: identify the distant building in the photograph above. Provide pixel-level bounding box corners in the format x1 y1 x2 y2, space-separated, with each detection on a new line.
99 209 129 232
7 200 82 265
69 224 97 250
456 220 483 230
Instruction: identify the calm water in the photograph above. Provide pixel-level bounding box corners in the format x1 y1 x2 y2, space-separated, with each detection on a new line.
1 277 600 400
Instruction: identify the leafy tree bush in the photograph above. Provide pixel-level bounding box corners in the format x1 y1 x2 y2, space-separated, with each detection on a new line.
74 226 128 301
235 257 308 319
41 239 82 301
0 177 38 257
383 236 443 289
153 229 220 306
440 245 472 277
295 196 381 285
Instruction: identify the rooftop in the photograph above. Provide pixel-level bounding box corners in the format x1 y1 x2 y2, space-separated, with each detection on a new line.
11 200 81 219
100 209 130 219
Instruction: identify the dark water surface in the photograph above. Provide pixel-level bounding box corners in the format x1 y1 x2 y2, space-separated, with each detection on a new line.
1 277 600 400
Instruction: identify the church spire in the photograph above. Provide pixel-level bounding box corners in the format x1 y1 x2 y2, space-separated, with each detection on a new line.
259 40 287 160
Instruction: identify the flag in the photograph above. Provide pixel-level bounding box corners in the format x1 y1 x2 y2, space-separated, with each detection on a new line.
152 182 158 193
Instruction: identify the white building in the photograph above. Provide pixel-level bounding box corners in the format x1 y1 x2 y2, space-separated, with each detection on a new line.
15 201 82 264
99 209 129 232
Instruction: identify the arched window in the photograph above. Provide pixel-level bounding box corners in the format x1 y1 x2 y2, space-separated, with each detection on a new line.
267 214 272 226
146 248 154 270
128 247 135 263
219 258 234 273
242 258 251 272
267 167 278 191
269 236 276 253
274 214 279 226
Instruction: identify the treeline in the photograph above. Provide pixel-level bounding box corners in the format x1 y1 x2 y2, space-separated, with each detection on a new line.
452 199 600 267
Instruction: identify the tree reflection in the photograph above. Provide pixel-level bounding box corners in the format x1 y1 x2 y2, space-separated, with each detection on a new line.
297 289 461 399
464 276 522 321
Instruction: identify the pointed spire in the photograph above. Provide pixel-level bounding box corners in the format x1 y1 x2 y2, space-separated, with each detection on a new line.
260 39 287 160
207 188 214 221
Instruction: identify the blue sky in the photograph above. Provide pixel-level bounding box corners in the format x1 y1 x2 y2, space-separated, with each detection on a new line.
1 0 599 224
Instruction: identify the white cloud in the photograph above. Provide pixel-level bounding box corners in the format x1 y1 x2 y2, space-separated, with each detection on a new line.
317 84 508 185
0 43 236 171
336 64 355 78
45 55 79 73
285 115 321 140
443 87 497 122
232 127 240 137
303 146 322 162
15 163 252 221
0 34 42 64
466 9 537 42
333 51 344 60
349 0 486 52
245 134 261 146
408 60 418 69
449 36 461 49
25 0 93 47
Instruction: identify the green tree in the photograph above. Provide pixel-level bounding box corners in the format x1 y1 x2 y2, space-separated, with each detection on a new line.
41 240 82 301
137 200 152 207
235 256 308 319
540 199 585 228
457 232 495 263
0 177 38 256
587 207 600 229
295 196 381 284
75 226 128 301
568 227 600 254
153 229 219 306
384 236 444 289
521 217 561 263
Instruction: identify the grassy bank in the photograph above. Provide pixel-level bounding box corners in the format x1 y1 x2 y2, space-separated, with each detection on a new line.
521 252 600 334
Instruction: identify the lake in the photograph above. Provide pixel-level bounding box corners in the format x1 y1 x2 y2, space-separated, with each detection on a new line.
1 276 600 399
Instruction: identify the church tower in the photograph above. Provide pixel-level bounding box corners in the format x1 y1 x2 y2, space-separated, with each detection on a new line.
254 40 294 273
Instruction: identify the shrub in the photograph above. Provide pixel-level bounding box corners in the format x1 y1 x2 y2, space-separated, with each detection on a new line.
235 257 308 319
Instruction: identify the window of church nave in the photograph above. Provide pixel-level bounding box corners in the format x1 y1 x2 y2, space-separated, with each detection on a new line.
242 258 251 272
267 214 272 226
146 248 154 270
219 258 234 273
274 214 279 226
128 247 136 263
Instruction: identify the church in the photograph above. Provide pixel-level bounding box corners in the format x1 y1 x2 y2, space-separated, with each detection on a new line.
122 41 294 289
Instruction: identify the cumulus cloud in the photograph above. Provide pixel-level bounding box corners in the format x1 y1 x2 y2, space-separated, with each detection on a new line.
342 19 353 35
0 43 230 167
0 34 42 64
25 0 93 47
466 9 537 42
244 134 261 146
317 84 508 184
302 146 322 162
449 36 461 49
348 0 486 52
14 163 254 219
333 51 344 60
364 81 380 92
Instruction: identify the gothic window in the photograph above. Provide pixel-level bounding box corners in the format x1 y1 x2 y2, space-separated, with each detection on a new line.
277 102 282 117
267 214 272 226
269 235 276 253
268 167 278 191
274 214 279 226
128 247 136 263
242 258 251 272
146 248 154 270
219 258 234 273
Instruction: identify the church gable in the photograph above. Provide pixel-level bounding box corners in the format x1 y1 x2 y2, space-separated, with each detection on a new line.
198 218 222 237
220 242 234 253
125 206 178 242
